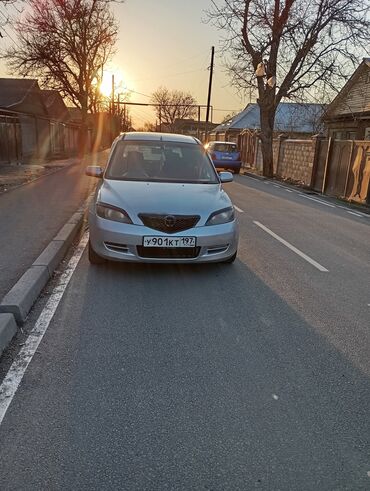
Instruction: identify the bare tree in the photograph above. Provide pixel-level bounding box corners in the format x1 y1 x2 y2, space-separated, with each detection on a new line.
152 87 197 133
207 0 370 176
3 0 119 151
221 110 241 123
135 121 156 132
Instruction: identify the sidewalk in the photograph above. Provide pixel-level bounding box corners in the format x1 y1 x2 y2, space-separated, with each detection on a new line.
0 156 80 194
0 149 109 302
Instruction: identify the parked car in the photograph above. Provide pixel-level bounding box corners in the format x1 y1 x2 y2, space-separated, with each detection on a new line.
205 141 242 174
86 132 239 264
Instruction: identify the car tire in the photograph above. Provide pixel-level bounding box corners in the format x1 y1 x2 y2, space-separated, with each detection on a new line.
222 251 237 264
88 240 106 264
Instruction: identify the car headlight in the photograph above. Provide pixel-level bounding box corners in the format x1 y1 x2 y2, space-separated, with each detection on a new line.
206 207 235 226
96 203 132 224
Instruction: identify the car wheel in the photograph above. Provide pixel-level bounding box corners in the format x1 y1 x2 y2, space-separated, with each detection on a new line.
88 240 106 264
222 251 237 264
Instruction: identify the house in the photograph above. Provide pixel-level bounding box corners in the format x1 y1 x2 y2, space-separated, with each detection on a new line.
0 79 79 163
209 102 325 142
169 118 219 139
68 107 119 150
41 90 70 122
0 78 49 162
41 90 72 156
323 58 370 140
0 78 49 116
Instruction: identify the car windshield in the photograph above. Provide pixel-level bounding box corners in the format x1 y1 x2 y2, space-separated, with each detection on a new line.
106 141 219 184
212 143 238 153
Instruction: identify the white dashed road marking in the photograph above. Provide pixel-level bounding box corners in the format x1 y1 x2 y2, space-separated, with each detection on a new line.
337 206 368 217
0 231 89 426
298 194 336 208
234 206 244 213
346 211 363 217
254 221 329 272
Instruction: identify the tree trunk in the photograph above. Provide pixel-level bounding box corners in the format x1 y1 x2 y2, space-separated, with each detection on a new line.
259 104 276 178
79 104 89 157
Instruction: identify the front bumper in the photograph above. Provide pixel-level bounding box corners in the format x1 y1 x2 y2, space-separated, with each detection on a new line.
89 210 239 263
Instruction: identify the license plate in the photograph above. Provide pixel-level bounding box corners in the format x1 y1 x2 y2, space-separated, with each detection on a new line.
222 156 233 160
143 236 196 248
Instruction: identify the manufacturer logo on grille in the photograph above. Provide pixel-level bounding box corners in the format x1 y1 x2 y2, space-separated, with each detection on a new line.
164 215 176 228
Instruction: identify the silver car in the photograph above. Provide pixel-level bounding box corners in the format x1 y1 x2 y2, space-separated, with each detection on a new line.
86 132 239 264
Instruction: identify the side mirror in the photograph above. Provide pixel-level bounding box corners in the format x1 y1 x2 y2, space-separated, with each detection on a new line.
219 171 233 183
86 166 103 178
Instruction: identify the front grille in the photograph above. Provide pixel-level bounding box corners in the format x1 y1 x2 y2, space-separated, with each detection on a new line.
138 213 200 233
137 246 200 259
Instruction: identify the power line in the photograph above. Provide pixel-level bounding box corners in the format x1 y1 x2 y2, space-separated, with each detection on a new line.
127 88 151 98
0 25 20 48
0 10 22 49
131 67 208 85
213 108 241 112
130 50 210 83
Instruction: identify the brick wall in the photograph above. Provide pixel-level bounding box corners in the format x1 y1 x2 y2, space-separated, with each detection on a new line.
276 139 315 185
255 139 294 175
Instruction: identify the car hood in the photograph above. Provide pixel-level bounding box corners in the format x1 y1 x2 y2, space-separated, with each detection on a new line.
97 180 232 225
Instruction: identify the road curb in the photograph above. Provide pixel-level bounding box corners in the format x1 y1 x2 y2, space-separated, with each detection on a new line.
240 170 370 214
0 208 85 340
0 314 17 358
240 170 267 181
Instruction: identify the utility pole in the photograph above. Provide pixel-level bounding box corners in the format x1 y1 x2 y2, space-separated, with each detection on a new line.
110 74 115 142
117 93 121 131
197 105 201 140
205 46 215 142
111 74 115 115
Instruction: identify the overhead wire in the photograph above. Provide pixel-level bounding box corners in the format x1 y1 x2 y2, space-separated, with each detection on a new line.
0 10 22 49
130 49 210 84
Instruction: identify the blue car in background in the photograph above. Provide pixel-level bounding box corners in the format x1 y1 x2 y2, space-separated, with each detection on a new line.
206 141 242 174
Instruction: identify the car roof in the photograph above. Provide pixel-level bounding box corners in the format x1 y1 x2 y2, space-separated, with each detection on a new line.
118 132 201 144
210 141 237 145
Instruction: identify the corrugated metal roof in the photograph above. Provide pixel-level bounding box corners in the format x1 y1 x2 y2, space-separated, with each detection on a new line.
0 78 39 108
41 90 69 120
213 102 325 134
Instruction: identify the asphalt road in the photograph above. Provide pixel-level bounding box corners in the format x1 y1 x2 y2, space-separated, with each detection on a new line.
0 152 107 300
0 175 369 490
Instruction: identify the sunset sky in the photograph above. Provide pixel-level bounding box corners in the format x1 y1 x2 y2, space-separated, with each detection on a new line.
0 0 248 126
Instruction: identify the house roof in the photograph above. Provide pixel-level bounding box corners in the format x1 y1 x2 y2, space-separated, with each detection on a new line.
40 90 59 107
212 102 325 134
40 90 69 121
324 58 370 119
67 107 82 122
0 78 40 109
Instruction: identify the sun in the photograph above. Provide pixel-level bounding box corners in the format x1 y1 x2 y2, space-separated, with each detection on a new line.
99 69 129 98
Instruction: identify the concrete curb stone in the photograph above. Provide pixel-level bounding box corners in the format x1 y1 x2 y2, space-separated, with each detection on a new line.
0 266 49 324
0 207 85 358
32 240 68 277
0 314 17 357
53 221 81 243
241 170 267 181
